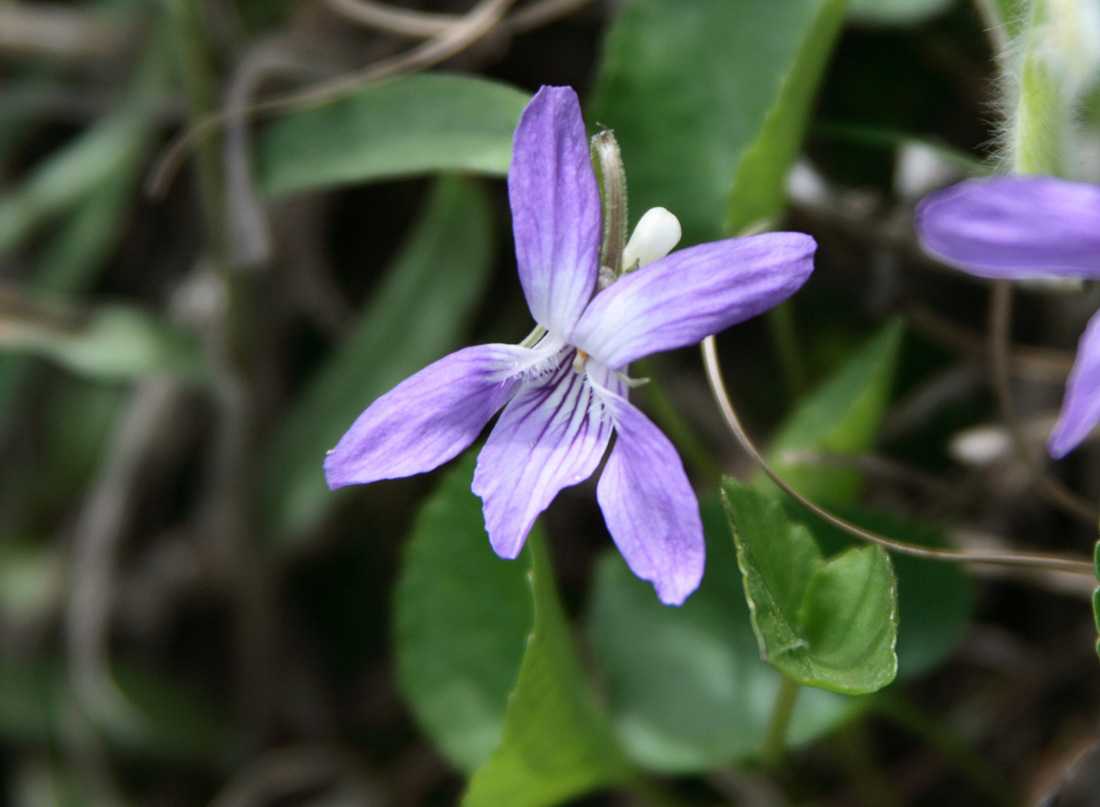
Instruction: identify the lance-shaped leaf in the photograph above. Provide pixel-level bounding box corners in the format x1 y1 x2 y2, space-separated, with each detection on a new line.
260 177 494 551
591 0 845 245
762 318 904 507
395 453 533 772
463 529 632 807
726 0 847 235
257 74 530 197
395 455 633 801
724 480 898 695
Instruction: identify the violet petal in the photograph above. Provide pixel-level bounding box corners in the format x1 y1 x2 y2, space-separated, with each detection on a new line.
508 85 602 337
472 356 614 559
572 232 816 369
916 176 1100 279
324 344 527 488
592 384 704 605
1049 308 1100 458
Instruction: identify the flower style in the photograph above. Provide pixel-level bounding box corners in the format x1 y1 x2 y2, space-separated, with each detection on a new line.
915 175 1100 458
324 86 816 604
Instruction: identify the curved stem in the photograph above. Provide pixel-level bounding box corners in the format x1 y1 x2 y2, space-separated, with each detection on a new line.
701 336 1094 576
148 0 518 197
987 281 1098 524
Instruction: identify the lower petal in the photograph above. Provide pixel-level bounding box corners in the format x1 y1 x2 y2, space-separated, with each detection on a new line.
473 358 614 559
1048 310 1100 458
592 386 704 605
324 344 529 488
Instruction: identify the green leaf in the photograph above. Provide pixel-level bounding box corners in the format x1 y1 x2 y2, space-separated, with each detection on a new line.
463 533 632 807
762 318 904 507
847 0 955 25
795 506 973 680
725 481 898 695
0 661 231 763
0 297 208 384
0 109 151 261
591 0 843 245
394 454 533 773
726 0 848 235
260 176 495 550
257 74 530 197
586 499 858 773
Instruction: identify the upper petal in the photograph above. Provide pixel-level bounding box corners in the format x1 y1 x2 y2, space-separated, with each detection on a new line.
1048 308 1100 458
916 176 1100 279
508 85 602 336
324 344 533 488
472 354 614 559
572 232 816 369
591 383 704 605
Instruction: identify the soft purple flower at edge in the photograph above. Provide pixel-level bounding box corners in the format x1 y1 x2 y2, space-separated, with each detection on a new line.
1048 308 1100 459
324 85 817 605
915 175 1100 458
915 176 1100 280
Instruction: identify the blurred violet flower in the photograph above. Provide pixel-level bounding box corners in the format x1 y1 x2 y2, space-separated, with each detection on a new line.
324 86 816 604
916 175 1100 458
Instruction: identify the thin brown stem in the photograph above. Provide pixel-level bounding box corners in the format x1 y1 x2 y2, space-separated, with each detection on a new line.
987 281 1098 524
148 0 517 197
701 335 1094 576
325 0 593 37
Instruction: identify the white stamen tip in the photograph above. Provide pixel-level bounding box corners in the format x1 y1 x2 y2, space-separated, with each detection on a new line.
622 207 681 272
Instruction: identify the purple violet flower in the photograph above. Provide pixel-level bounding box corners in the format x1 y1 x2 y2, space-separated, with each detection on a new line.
324 86 816 604
915 175 1100 458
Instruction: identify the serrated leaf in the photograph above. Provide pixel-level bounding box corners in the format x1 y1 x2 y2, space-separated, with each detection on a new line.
793 505 973 679
725 481 898 695
762 318 905 507
726 0 848 235
394 454 533 773
260 176 495 550
257 74 529 197
586 499 858 773
591 0 841 246
463 533 631 807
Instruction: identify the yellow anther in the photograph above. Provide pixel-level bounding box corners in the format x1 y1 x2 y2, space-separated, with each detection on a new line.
573 350 589 373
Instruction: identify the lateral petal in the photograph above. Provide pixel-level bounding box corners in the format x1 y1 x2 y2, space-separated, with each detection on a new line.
472 356 614 559
916 176 1100 279
572 232 816 369
1049 308 1100 458
592 384 704 606
324 344 531 488
508 85 602 336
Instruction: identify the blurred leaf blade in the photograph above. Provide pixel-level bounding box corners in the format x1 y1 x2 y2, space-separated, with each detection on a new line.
762 318 905 507
257 74 530 197
724 481 898 695
261 175 496 550
847 0 955 25
394 453 534 773
0 291 208 384
463 532 632 807
726 0 848 235
591 0 841 246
